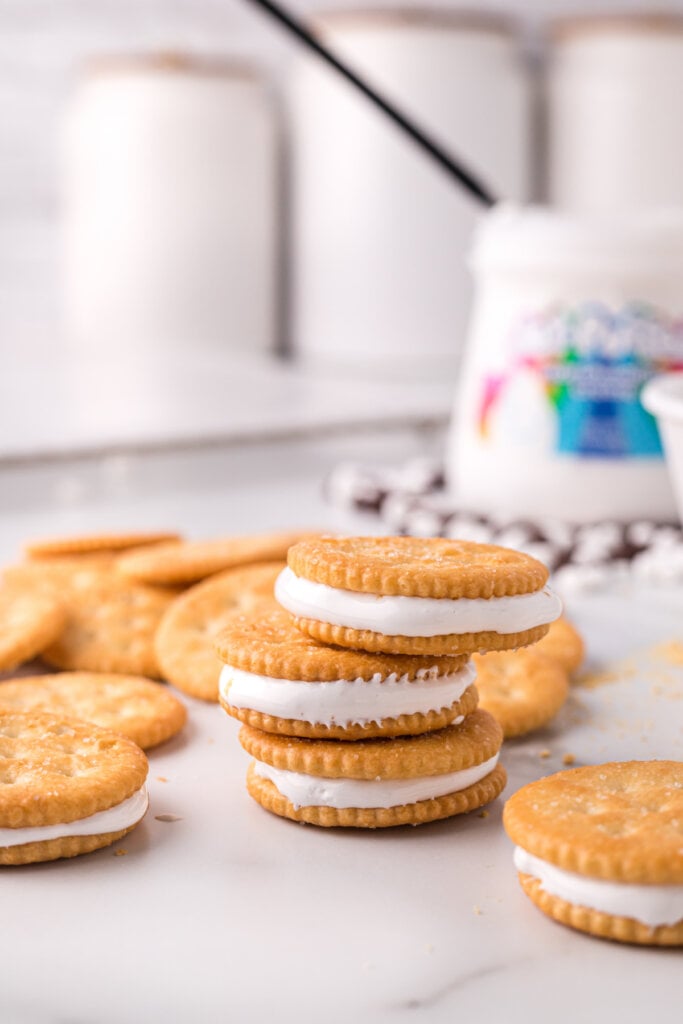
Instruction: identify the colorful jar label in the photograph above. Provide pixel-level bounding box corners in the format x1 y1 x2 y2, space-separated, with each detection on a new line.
478 301 683 458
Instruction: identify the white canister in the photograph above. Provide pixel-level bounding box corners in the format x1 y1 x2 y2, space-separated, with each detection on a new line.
549 14 683 213
62 54 278 355
449 205 683 522
289 10 531 376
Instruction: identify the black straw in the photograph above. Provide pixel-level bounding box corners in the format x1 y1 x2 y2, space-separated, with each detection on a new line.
243 0 497 207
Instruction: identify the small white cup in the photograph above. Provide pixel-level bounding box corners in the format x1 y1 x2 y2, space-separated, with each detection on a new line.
642 373 683 523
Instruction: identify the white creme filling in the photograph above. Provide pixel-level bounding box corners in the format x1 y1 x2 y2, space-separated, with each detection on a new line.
220 660 476 726
0 786 149 848
514 847 683 928
253 754 499 810
275 567 562 638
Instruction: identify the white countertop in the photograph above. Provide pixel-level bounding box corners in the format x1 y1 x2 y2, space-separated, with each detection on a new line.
0 432 681 1024
0 350 453 462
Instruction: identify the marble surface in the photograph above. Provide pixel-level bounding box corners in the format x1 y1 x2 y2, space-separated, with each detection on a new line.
0 433 681 1023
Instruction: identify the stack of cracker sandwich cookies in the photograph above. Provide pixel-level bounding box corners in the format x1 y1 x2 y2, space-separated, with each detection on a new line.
216 536 562 828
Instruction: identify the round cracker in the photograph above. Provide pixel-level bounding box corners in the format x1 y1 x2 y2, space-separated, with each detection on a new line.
3 554 118 596
0 584 66 671
118 531 315 586
40 572 176 678
0 709 148 829
287 536 548 599
239 709 503 780
504 761 683 884
24 531 181 560
533 617 585 675
473 649 569 738
517 874 683 946
155 563 284 701
289 617 550 657
0 673 186 750
214 602 469 680
246 761 507 828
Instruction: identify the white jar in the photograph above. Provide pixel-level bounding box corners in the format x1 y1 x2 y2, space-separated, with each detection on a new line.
449 205 683 522
62 55 278 356
549 14 683 213
289 10 531 377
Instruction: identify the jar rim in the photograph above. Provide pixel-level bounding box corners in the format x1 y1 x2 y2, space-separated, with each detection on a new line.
472 204 683 274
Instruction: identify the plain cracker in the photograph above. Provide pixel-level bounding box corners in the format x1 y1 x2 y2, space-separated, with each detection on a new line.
119 531 316 586
0 673 186 750
0 585 66 671
155 563 284 700
473 649 569 738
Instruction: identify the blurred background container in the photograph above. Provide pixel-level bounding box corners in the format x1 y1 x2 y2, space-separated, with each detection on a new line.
548 13 683 213
288 8 531 376
63 53 278 357
451 205 683 522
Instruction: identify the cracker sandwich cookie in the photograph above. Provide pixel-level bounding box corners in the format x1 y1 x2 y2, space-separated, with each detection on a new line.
504 761 683 945
276 536 562 656
216 602 478 740
240 709 506 827
0 710 149 864
473 649 569 739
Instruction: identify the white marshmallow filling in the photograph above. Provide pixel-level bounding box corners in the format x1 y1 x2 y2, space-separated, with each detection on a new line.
275 567 562 638
252 754 500 810
220 660 476 726
514 846 683 928
0 786 149 848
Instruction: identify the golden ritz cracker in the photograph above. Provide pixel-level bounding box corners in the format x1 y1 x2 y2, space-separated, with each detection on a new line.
275 536 562 656
0 710 149 865
504 761 683 946
240 709 506 828
41 572 177 678
473 649 569 739
0 583 66 672
0 673 186 751
118 530 317 586
24 531 182 560
155 562 285 701
215 601 478 740
533 617 585 675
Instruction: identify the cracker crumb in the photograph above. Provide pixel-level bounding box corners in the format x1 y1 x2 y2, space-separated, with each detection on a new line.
539 749 551 759
477 810 489 819
154 813 183 823
156 776 168 783
562 753 576 766
473 905 482 916
425 944 434 954
113 849 127 857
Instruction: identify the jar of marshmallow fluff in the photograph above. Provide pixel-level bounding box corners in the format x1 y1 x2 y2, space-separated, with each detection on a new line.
448 204 683 522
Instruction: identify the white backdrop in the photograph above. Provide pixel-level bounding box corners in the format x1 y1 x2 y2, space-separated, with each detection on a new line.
1 0 676 357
